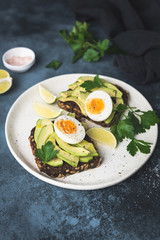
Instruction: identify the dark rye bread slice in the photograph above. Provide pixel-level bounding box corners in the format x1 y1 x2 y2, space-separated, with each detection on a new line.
28 127 102 178
58 84 129 127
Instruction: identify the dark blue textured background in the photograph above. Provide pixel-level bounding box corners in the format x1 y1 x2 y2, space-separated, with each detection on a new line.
0 0 160 239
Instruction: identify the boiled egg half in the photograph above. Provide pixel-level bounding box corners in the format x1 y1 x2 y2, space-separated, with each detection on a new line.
54 115 85 144
85 90 113 122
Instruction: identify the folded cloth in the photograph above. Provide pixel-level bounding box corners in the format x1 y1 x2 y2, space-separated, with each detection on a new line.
67 0 160 84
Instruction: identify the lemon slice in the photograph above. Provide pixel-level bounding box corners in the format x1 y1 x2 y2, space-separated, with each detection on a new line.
86 127 117 148
33 101 62 118
39 85 57 104
0 69 12 94
0 69 10 79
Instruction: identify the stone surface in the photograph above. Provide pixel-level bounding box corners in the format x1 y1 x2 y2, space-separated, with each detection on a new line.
0 0 160 239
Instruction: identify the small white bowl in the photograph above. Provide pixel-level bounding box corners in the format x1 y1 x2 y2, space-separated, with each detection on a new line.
2 47 35 73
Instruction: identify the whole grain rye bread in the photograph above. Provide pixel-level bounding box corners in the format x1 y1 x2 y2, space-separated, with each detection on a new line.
58 84 129 128
29 127 102 178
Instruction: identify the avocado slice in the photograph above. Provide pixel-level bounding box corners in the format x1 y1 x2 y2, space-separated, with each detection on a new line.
69 81 81 90
102 81 123 98
104 111 116 124
60 90 72 98
75 140 98 157
47 158 63 167
55 134 90 157
57 152 79 167
34 119 42 143
114 98 124 105
78 91 90 104
47 133 79 167
34 119 53 143
79 156 93 163
71 87 79 97
90 87 116 97
36 124 53 149
59 96 87 116
77 76 95 82
104 98 124 124
71 87 85 97
69 77 95 90
67 112 76 118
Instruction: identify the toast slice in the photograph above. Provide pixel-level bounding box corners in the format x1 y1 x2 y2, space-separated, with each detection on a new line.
58 77 129 127
29 127 102 178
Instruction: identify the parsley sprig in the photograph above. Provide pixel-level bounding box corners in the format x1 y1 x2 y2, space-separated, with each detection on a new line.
111 104 160 156
80 75 103 91
46 21 124 69
46 59 62 70
35 141 58 164
59 21 123 63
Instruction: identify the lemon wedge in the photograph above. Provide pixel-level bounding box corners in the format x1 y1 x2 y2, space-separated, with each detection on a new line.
0 69 9 79
0 69 12 94
33 101 62 118
39 85 57 104
86 127 117 148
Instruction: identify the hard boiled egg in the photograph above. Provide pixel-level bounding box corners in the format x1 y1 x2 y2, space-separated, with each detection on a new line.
85 90 113 122
54 115 85 144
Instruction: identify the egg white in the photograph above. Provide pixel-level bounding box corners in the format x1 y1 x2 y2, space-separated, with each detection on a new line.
85 90 113 122
54 115 85 144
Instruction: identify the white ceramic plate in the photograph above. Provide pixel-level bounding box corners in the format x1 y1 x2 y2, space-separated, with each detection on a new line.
5 74 158 190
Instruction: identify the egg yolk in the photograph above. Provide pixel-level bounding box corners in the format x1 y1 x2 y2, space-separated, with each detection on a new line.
86 98 105 115
56 120 77 134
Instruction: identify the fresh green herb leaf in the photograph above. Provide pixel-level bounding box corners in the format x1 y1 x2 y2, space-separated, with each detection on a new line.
72 49 85 63
139 110 160 129
83 48 100 62
134 139 152 146
51 21 125 67
126 112 146 134
46 59 62 70
49 149 58 159
80 75 103 91
127 138 152 156
97 39 109 51
35 141 58 165
134 109 142 113
127 139 138 156
94 75 103 86
117 119 135 140
59 30 70 44
97 39 109 57
80 80 98 91
36 148 45 161
59 21 118 64
115 104 159 135
71 42 82 53
135 140 151 154
115 104 128 113
110 124 123 142
41 142 54 161
111 104 160 156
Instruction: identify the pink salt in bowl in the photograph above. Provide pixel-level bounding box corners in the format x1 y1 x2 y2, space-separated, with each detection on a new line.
2 47 35 73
